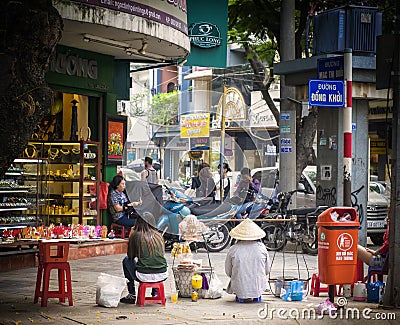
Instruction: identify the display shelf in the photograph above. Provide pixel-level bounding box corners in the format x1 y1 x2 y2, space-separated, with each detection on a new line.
20 141 101 226
0 158 48 232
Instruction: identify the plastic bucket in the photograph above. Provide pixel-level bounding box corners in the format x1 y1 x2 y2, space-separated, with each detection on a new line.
290 280 304 301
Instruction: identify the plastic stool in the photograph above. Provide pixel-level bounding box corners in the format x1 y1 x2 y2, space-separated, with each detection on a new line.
236 296 262 303
34 241 73 307
136 282 166 307
111 223 130 239
356 259 364 282
310 273 337 297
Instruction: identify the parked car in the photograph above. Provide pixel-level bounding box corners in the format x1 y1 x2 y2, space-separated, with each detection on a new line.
367 181 390 245
250 166 389 245
250 166 316 208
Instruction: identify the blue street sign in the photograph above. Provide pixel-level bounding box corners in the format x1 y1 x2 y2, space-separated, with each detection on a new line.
309 79 345 107
317 57 344 80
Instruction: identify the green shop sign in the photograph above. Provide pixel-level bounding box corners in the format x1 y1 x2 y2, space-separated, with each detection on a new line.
46 45 114 93
189 22 221 48
186 0 227 68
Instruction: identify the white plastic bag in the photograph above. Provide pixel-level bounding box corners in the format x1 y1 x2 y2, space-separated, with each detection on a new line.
203 273 223 299
96 273 127 308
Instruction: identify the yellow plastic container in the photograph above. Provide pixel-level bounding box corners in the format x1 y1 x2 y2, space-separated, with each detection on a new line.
191 274 202 290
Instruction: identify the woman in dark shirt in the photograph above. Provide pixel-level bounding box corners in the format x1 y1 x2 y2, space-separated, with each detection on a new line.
120 212 167 304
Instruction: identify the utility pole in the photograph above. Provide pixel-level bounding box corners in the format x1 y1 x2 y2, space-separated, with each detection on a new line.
382 11 400 307
343 49 352 206
279 0 296 198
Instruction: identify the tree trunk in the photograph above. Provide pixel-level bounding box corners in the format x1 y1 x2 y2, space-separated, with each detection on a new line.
0 0 63 177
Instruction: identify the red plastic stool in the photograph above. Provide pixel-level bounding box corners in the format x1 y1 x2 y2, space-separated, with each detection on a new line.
136 282 166 307
310 273 338 297
111 223 130 239
34 240 73 307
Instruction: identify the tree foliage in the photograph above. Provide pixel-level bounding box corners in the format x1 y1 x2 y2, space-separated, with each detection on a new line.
149 91 179 126
228 0 396 180
0 0 63 177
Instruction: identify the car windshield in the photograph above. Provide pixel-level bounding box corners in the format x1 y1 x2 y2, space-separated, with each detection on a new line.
370 181 391 198
303 169 317 185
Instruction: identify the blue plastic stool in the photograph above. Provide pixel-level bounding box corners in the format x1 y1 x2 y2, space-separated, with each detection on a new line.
235 296 262 303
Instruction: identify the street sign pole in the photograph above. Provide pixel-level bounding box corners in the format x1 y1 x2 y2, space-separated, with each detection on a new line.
343 48 352 207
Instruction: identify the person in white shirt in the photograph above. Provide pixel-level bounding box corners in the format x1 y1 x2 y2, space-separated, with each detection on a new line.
214 163 231 202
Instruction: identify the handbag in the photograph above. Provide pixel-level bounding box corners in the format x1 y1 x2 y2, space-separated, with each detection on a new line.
99 181 109 210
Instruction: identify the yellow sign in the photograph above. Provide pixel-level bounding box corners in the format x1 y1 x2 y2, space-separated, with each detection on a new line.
189 151 203 160
180 113 210 138
370 139 386 155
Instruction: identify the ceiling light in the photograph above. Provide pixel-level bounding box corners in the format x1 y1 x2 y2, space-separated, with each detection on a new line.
178 59 187 67
125 47 168 62
139 41 148 55
83 34 130 50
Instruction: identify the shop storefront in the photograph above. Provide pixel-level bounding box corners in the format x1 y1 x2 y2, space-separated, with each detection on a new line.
9 45 125 228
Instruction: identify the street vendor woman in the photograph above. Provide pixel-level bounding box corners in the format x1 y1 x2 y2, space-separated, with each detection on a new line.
225 219 271 301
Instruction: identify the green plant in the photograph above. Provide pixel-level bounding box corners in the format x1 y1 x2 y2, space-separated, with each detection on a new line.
149 91 178 125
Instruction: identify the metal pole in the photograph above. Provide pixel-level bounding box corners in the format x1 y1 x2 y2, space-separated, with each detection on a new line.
328 48 353 304
343 49 352 206
220 82 226 202
279 0 297 201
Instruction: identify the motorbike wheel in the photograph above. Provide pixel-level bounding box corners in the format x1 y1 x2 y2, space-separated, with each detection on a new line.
204 223 231 252
261 224 286 251
301 225 318 255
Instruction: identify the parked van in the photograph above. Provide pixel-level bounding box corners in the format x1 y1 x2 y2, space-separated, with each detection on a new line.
250 166 389 245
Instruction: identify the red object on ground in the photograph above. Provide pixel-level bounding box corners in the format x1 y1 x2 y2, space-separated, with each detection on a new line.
136 281 166 307
316 207 360 285
34 241 73 307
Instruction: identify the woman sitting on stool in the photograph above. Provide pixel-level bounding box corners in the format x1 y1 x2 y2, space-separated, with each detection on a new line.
120 212 167 304
225 219 271 301
357 211 389 267
108 175 142 228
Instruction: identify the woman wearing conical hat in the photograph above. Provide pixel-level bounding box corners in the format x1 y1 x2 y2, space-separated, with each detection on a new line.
225 219 271 301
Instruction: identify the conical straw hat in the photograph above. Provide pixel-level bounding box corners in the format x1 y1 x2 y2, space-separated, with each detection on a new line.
229 218 266 241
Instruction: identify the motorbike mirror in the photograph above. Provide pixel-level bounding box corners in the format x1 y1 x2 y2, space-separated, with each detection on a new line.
297 183 306 193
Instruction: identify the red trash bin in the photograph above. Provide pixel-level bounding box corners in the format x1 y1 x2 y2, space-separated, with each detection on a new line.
316 207 360 285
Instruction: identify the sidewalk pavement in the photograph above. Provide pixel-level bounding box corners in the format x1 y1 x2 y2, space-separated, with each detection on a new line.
0 247 398 325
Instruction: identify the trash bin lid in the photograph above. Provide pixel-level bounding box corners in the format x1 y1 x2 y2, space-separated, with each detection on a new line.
316 207 360 227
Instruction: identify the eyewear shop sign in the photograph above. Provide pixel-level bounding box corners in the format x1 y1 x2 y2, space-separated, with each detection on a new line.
180 113 210 138
308 80 345 108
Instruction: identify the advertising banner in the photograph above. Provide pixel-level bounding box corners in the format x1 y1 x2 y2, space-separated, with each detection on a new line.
180 113 210 138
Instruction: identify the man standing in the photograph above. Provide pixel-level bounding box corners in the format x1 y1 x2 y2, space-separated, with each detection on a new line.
141 156 159 184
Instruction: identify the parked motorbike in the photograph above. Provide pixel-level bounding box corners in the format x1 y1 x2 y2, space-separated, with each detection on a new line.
234 192 273 220
156 185 241 252
260 190 327 255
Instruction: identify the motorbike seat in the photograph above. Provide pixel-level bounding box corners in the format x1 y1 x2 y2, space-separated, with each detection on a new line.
288 207 316 215
190 201 232 217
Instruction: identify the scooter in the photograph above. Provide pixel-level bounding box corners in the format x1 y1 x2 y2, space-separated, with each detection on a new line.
234 192 272 220
156 185 241 252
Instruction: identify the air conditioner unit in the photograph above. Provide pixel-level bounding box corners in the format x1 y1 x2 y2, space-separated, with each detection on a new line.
117 100 129 113
313 5 382 56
